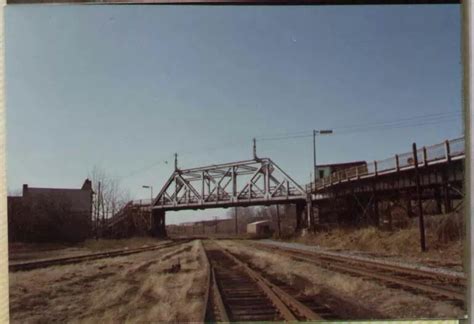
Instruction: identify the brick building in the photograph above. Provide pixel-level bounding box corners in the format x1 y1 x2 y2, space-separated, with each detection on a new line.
8 179 94 242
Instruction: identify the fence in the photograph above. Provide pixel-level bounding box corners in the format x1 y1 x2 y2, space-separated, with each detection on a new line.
308 137 465 191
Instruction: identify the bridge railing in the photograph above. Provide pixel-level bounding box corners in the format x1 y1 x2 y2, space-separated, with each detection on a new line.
308 137 464 191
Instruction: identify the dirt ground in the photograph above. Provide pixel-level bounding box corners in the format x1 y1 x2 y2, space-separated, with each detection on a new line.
218 240 466 320
9 240 208 323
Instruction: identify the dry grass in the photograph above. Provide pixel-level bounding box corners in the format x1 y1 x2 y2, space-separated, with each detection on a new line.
79 236 166 251
10 240 208 323
290 212 465 268
218 240 465 319
9 237 169 263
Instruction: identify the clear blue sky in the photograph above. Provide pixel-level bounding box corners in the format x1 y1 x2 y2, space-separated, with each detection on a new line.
6 4 462 224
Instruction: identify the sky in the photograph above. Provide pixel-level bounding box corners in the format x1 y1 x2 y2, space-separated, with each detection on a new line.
5 4 462 224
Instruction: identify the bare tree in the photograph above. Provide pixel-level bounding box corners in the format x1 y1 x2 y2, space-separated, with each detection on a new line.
89 166 131 238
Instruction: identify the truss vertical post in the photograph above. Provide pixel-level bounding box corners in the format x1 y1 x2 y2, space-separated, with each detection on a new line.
264 162 268 199
413 143 426 252
207 178 211 199
174 175 178 206
201 171 205 204
232 166 237 202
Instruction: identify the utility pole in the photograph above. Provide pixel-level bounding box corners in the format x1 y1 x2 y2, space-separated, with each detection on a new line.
313 130 333 188
413 142 426 252
101 185 106 238
313 130 316 186
174 153 178 171
253 138 257 160
96 181 101 239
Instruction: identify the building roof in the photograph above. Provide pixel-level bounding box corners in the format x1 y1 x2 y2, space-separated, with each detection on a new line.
316 161 366 168
22 179 93 213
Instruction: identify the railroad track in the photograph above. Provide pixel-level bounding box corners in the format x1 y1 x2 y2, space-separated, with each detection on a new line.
9 239 190 272
247 241 466 306
203 241 338 322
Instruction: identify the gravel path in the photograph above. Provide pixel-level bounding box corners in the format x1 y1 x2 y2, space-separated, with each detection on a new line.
256 239 466 279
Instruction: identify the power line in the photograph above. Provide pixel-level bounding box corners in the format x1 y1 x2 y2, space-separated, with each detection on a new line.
117 111 461 178
335 111 460 130
336 116 461 134
117 158 172 180
258 112 461 142
257 111 460 140
117 139 250 180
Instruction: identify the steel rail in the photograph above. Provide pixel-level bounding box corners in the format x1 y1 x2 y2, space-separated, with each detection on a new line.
221 248 298 321
252 242 466 284
9 240 190 272
203 242 297 321
203 241 323 321
220 247 322 320
250 243 465 302
198 240 213 323
209 266 230 323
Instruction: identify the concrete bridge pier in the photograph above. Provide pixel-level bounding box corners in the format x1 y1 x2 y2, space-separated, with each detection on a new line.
295 201 306 232
295 198 316 233
151 209 167 238
306 195 315 231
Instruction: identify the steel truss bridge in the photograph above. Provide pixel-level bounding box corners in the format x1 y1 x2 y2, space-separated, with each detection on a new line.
153 158 308 210
106 137 465 238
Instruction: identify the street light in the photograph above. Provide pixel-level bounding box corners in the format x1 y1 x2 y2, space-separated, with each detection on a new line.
313 129 333 187
142 185 153 206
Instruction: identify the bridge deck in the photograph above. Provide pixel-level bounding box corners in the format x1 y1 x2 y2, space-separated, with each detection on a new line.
308 137 464 195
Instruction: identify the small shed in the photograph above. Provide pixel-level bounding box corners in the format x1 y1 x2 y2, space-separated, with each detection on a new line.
315 161 367 179
246 220 273 235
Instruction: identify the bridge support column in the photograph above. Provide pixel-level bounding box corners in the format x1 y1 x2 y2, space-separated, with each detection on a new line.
151 209 167 238
434 187 443 214
405 192 414 218
443 169 452 213
306 195 315 231
295 202 305 232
